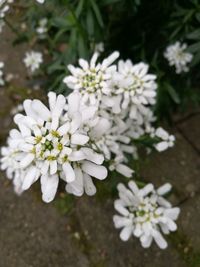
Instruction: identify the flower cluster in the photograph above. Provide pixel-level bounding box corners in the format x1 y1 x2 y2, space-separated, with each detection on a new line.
164 42 193 74
0 61 5 86
23 51 43 73
113 181 180 249
63 52 175 177
1 92 109 202
0 0 13 33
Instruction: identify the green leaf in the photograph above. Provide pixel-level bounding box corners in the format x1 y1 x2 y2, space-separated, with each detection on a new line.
186 29 200 40
187 42 200 53
78 35 89 58
86 8 95 36
191 51 200 67
165 84 180 104
90 0 104 28
51 17 72 28
195 12 200 22
75 0 85 18
100 0 122 5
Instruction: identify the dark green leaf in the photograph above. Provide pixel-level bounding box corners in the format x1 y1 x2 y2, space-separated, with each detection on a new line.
90 0 104 28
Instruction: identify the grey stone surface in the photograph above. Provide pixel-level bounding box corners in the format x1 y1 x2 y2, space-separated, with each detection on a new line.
140 131 200 202
0 176 89 267
75 197 187 267
177 114 200 152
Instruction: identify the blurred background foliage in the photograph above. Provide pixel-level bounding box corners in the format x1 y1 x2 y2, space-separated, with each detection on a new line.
10 0 200 120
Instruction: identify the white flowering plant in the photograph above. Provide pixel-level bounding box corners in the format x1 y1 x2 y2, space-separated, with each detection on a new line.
2 0 200 252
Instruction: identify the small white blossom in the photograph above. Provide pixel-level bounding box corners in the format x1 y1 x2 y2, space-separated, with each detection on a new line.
0 0 13 33
23 51 43 73
164 42 193 74
154 127 175 152
36 18 48 37
116 60 157 117
63 51 119 105
113 181 180 249
35 0 45 3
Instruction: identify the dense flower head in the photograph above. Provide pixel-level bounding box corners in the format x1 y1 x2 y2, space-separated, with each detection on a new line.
63 51 119 105
0 92 108 202
23 51 43 73
63 52 175 177
113 181 180 249
164 42 193 74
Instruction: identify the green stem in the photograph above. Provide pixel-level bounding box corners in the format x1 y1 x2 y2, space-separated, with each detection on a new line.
4 18 21 38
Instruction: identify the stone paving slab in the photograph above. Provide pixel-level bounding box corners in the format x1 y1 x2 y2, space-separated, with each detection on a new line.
0 177 89 267
140 131 200 202
74 197 187 267
177 114 200 153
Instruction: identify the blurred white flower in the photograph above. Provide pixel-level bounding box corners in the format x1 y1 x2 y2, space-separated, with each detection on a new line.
0 0 13 33
113 181 180 249
1 92 108 202
36 18 48 37
35 0 45 3
0 61 5 86
23 51 43 73
164 42 193 74
63 51 119 105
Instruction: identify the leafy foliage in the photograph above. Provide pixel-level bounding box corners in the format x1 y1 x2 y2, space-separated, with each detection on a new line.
8 0 200 119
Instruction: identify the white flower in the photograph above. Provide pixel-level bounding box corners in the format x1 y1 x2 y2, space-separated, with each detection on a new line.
113 181 180 249
23 51 43 73
0 61 5 86
164 42 193 74
1 92 108 202
0 0 13 33
116 60 157 115
36 18 48 37
63 51 119 105
35 0 45 3
154 127 175 152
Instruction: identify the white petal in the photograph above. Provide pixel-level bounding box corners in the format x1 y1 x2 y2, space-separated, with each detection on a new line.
20 153 34 168
116 164 134 178
71 134 89 145
81 148 104 164
82 161 107 180
32 100 51 121
62 162 75 182
83 173 96 196
41 174 59 203
157 183 172 195
120 226 132 241
22 166 40 190
152 230 168 249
